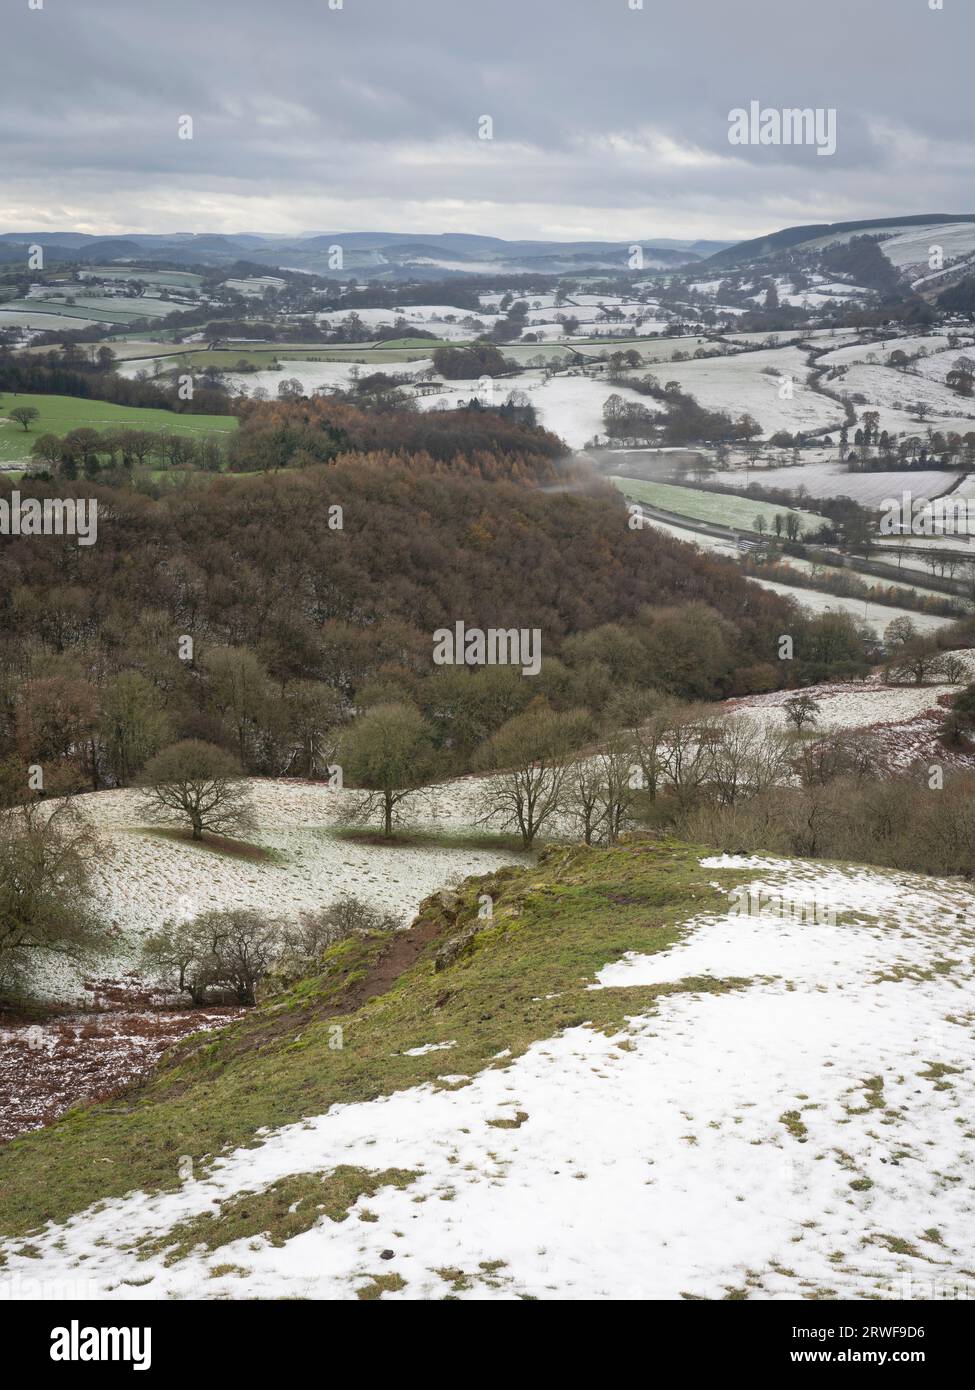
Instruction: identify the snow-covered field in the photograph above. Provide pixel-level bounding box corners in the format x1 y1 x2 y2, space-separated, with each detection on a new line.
623 346 841 438
876 222 975 272
817 335 965 370
729 329 861 349
744 276 870 311
834 363 975 435
6 852 974 1301
217 357 433 397
803 220 975 272
633 512 962 633
942 475 975 500
746 577 954 637
412 369 660 449
725 668 971 734
572 335 710 361
316 305 501 342
712 462 958 507
31 778 524 1005
768 554 956 604
528 374 656 446
640 513 742 558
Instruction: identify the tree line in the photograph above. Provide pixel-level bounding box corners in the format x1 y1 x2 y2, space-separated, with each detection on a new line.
1 443 855 808
0 344 233 415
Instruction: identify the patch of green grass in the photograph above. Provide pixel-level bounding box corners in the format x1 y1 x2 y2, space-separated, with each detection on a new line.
0 391 236 464
610 476 828 536
779 1110 808 1142
329 825 528 854
0 838 752 1242
0 299 143 326
874 959 959 984
134 1166 418 1266
160 347 431 371
846 1075 885 1115
435 1258 510 1295
356 1272 406 1299
487 1111 529 1130
874 1233 921 1258
135 827 282 865
372 337 440 350
918 1061 963 1090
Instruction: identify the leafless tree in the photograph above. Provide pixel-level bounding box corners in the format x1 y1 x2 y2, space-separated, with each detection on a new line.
140 740 254 841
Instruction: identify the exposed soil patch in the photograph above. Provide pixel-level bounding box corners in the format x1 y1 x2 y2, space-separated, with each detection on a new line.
351 917 445 1010
135 827 278 863
0 977 241 1144
167 915 448 1076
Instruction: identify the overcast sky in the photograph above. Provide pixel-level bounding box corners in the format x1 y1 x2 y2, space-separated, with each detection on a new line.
3 0 972 242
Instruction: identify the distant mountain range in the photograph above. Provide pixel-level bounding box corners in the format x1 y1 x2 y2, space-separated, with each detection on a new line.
0 230 732 278
2 216 973 284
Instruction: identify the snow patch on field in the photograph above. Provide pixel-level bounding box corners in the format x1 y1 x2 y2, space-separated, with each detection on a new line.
724 669 970 734
5 854 974 1301
817 335 965 370
220 358 431 397
743 577 954 637
622 346 841 438
412 369 660 449
835 363 975 435
712 462 957 508
31 778 523 1005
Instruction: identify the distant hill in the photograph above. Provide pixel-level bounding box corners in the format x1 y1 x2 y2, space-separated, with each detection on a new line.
706 213 975 270
0 229 736 278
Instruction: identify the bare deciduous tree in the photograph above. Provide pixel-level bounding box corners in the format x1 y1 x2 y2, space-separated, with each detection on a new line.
0 799 103 998
139 740 254 841
783 693 821 733
340 702 438 838
143 908 280 1006
476 706 591 848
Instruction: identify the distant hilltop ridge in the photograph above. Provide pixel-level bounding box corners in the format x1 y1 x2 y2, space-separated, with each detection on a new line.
0 229 731 278
1 215 972 282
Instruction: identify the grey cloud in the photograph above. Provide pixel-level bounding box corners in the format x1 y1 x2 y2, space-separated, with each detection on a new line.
2 0 971 238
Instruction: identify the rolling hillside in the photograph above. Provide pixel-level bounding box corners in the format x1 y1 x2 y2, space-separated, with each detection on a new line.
1 838 972 1300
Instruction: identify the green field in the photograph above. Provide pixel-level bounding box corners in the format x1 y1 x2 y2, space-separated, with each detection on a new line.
370 336 440 350
2 292 185 325
140 345 435 371
0 392 237 463
72 296 180 319
0 308 103 331
80 267 203 289
503 343 575 363
610 476 829 536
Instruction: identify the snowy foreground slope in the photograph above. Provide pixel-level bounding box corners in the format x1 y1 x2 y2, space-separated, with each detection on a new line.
2 848 973 1302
